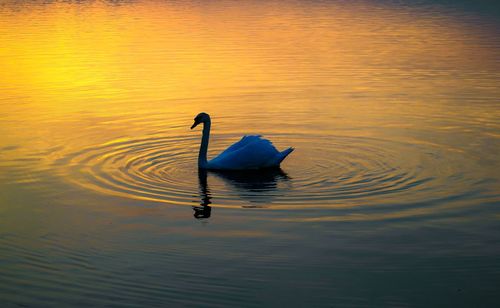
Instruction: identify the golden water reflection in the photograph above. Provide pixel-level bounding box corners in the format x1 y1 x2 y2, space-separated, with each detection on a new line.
0 0 498 218
1 2 500 306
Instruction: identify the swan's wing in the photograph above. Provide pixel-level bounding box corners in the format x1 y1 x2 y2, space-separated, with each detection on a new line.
209 136 283 170
217 135 263 157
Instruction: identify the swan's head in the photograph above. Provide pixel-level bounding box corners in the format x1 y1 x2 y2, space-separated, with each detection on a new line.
191 112 210 129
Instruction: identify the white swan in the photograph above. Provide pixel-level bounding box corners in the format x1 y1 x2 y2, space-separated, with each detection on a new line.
190 112 294 170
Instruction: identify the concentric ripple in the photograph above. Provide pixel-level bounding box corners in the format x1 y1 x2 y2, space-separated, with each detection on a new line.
54 132 476 213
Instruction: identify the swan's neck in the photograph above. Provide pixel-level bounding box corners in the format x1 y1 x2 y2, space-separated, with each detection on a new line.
198 119 211 168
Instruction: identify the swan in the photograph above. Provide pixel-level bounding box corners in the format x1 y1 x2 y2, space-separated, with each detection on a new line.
190 112 294 170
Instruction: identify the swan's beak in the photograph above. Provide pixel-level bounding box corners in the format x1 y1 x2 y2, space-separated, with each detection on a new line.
190 122 199 129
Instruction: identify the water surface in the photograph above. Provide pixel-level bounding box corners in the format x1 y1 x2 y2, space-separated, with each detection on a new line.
1 0 499 306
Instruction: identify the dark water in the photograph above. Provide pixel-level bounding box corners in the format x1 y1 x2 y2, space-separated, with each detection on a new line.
1 0 499 306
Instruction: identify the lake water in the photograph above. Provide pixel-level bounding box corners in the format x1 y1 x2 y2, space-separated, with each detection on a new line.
1 0 499 306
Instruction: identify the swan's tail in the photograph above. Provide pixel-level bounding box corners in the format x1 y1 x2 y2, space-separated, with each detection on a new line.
275 147 294 165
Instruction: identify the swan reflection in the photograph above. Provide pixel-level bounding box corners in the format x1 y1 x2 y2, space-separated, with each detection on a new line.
193 169 212 219
193 168 290 218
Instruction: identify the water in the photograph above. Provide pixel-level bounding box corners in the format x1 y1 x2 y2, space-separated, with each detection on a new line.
1 0 499 306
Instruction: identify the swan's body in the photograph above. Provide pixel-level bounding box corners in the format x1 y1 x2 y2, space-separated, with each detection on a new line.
191 113 294 170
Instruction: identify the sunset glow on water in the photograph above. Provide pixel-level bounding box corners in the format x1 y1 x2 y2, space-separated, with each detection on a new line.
1 1 499 306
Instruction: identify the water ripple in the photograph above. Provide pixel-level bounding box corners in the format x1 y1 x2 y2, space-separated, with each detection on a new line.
51 132 477 220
